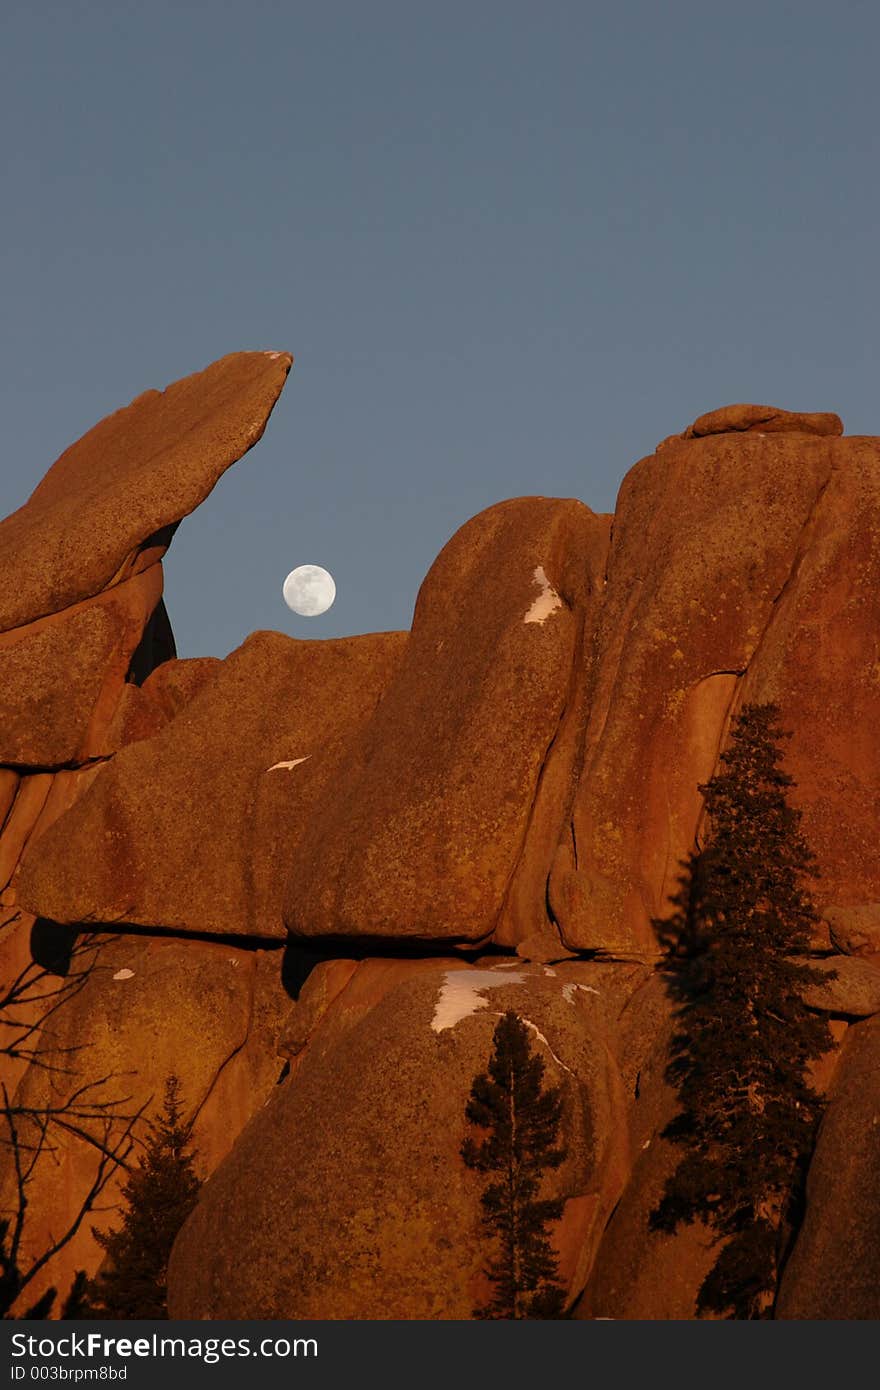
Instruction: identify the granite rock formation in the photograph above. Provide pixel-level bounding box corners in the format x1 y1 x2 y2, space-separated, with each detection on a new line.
18 629 406 938
2 378 878 1318
168 958 640 1319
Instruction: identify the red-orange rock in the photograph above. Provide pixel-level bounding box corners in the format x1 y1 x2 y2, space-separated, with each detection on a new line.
17 630 405 938
0 566 164 766
825 903 880 957
104 656 221 748
683 403 843 439
551 420 880 957
285 498 610 947
1 932 290 1314
739 437 880 918
0 774 53 893
168 959 635 1319
776 1015 880 1319
800 956 880 1017
0 351 291 632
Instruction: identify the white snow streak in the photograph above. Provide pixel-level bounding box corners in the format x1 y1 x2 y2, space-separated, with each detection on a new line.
562 982 600 1003
521 1018 574 1075
431 969 525 1033
266 756 311 772
524 566 563 624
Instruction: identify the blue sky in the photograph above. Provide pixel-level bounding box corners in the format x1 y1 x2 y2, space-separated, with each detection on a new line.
2 2 877 657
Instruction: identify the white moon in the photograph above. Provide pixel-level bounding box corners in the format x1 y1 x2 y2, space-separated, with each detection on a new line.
282 564 336 617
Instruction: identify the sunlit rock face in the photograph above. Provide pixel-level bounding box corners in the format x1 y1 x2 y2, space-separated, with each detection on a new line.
2 386 880 1319
552 408 880 958
18 629 406 939
1 350 293 925
0 352 294 1312
168 958 643 1320
283 496 612 951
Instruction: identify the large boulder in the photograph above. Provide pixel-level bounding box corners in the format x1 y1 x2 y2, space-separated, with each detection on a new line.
18 631 406 938
825 903 880 958
168 958 638 1319
551 410 880 957
776 1015 880 1319
800 956 880 1018
284 497 611 949
0 351 292 633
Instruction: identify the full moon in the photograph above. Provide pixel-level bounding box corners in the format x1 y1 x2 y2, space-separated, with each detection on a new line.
282 564 336 617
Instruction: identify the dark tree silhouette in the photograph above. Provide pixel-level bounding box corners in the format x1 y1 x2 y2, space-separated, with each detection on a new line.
651 703 833 1318
462 1010 568 1318
1 931 143 1319
80 1075 200 1319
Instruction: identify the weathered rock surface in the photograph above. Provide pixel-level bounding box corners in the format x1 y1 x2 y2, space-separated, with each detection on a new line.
825 903 880 958
574 974 716 1319
801 955 880 1017
1 932 290 1314
740 436 880 919
168 959 639 1319
776 1015 880 1319
3 386 879 1321
0 566 165 766
285 497 611 947
685 403 843 440
103 656 222 749
551 418 880 957
18 631 406 938
0 351 292 633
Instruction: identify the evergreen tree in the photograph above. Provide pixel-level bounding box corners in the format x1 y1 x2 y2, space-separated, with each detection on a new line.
651 703 832 1318
81 1076 200 1319
462 1010 568 1318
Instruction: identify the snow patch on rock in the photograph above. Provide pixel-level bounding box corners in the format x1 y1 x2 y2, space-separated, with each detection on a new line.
562 981 600 1003
113 968 135 981
524 566 563 624
266 756 311 772
431 969 525 1033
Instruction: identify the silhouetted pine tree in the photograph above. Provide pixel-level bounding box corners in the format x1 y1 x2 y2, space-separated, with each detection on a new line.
462 1010 567 1318
81 1076 200 1319
651 703 832 1318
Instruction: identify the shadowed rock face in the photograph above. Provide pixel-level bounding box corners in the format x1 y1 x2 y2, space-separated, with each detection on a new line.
776 1015 880 1319
0 932 291 1314
0 567 165 767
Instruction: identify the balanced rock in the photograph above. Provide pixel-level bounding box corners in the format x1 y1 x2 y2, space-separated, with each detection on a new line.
684 403 843 439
